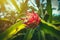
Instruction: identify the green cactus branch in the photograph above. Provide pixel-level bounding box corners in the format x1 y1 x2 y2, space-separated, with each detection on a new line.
41 19 60 31
40 19 60 40
46 0 52 23
0 20 26 40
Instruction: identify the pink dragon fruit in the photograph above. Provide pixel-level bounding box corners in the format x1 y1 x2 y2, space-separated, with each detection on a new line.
20 11 40 28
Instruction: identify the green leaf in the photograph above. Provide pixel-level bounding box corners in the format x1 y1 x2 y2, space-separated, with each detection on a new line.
24 28 36 40
40 19 60 40
41 19 60 30
46 0 52 23
0 20 26 40
19 0 28 14
10 0 20 12
11 0 28 17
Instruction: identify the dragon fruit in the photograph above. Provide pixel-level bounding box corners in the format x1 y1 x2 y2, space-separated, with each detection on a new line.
20 11 40 28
